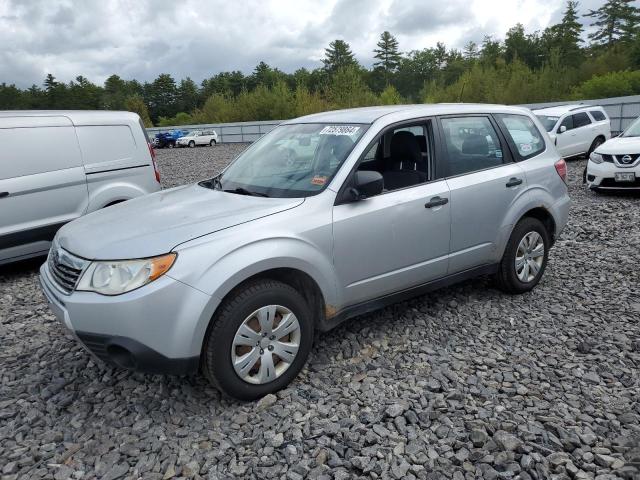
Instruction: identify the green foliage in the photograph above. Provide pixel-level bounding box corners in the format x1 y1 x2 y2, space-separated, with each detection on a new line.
125 95 154 127
3 2 640 124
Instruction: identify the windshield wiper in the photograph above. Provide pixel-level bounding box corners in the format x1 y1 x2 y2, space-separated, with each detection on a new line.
224 187 269 197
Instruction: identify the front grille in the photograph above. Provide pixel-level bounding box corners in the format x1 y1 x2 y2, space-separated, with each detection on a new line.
613 154 640 166
48 245 86 294
76 333 111 363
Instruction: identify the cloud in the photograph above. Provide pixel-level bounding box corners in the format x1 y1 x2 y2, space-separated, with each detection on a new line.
0 0 599 88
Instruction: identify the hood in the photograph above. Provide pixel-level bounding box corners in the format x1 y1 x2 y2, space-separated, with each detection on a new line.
595 136 640 155
57 184 304 260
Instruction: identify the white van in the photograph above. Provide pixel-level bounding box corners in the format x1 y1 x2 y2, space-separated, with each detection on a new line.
0 111 161 265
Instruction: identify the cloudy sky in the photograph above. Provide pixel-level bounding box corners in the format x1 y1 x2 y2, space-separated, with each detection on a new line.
0 0 605 88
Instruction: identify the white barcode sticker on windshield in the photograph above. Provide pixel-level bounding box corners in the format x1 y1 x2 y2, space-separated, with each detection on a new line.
319 125 360 136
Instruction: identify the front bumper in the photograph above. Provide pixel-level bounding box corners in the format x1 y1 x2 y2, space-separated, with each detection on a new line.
39 261 215 375
586 160 640 190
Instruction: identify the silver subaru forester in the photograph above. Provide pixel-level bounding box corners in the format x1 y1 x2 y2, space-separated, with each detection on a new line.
40 104 570 400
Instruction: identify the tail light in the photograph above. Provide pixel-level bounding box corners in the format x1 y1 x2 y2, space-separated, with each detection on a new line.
148 142 161 183
555 158 567 184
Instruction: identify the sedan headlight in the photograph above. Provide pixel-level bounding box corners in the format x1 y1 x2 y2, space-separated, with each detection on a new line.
76 253 176 295
590 152 603 164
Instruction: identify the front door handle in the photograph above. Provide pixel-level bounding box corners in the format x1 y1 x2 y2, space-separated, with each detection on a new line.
425 196 448 208
506 178 523 188
0 192 8 199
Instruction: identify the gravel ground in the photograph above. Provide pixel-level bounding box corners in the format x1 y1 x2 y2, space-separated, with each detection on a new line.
1 144 639 480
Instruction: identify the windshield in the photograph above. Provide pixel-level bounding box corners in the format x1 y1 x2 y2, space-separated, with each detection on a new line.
535 115 560 132
622 117 640 137
209 123 366 198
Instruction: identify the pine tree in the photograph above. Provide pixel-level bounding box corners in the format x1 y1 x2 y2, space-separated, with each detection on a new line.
543 1 584 66
585 0 640 46
322 40 358 74
373 31 402 83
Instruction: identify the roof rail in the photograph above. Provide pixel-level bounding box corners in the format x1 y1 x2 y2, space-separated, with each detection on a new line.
568 104 592 111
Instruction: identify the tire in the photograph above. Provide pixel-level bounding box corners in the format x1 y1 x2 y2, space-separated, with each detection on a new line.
202 280 314 401
494 217 550 294
587 137 604 157
189 140 195 148
167 142 174 149
209 139 216 146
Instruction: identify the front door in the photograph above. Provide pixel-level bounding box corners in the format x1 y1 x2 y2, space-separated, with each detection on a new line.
332 119 450 307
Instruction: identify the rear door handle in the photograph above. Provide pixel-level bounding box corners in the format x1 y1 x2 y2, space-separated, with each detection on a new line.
0 192 8 199
425 196 448 208
506 178 523 188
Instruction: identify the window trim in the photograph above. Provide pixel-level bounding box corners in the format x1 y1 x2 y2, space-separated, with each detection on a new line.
334 116 442 205
493 113 547 162
434 114 515 180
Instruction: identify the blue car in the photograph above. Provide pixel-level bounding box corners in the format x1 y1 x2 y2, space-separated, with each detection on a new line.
153 129 188 148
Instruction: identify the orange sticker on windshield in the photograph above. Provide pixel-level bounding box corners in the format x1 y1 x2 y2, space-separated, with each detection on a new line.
311 175 327 186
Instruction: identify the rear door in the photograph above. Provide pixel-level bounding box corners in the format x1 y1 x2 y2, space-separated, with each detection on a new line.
0 116 88 262
436 114 527 273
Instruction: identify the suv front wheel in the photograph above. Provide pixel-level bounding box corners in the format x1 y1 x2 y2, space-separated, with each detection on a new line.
495 217 550 294
202 280 314 400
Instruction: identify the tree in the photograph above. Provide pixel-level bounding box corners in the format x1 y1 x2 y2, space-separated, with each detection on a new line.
585 0 640 46
145 73 179 122
504 24 544 69
373 31 402 84
322 39 359 74
125 95 153 127
328 66 376 108
177 77 199 113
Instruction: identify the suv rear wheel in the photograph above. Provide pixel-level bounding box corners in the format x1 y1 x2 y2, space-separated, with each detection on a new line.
202 280 313 400
587 136 604 157
495 217 550 294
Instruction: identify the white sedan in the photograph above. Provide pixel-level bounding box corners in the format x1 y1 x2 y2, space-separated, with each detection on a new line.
176 130 218 148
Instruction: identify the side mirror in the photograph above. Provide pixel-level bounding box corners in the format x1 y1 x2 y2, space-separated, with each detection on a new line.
347 171 383 201
558 125 567 134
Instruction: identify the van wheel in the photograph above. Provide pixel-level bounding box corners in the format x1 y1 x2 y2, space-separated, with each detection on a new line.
494 217 550 294
202 280 313 401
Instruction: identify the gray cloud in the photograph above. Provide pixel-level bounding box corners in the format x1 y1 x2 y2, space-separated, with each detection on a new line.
0 0 606 88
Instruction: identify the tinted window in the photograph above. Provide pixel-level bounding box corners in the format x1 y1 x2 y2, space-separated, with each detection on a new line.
573 112 591 128
497 114 545 159
440 116 504 177
559 115 573 131
590 110 606 121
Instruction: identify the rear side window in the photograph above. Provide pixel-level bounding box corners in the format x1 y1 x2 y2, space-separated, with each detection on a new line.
76 125 138 167
496 114 545 159
573 112 591 128
590 110 606 121
439 116 504 177
0 126 82 180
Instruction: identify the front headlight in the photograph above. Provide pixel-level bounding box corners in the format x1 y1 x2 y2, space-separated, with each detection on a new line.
76 253 176 295
590 152 603 164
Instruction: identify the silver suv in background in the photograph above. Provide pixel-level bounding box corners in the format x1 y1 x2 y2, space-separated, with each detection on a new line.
40 104 570 400
533 104 611 158
0 111 161 265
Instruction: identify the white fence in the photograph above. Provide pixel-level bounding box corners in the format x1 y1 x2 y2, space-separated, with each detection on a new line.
147 94 640 142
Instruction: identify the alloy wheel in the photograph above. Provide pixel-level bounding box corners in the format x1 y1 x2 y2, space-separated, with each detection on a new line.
231 305 301 385
515 231 545 283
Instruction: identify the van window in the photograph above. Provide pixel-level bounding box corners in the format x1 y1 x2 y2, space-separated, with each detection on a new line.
0 126 82 180
440 116 504 177
496 114 545 159
590 110 606 121
76 125 137 166
572 112 591 128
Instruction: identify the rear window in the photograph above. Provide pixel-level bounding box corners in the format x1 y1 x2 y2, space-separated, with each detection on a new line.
496 114 545 159
76 125 138 168
0 126 82 180
590 110 606 121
